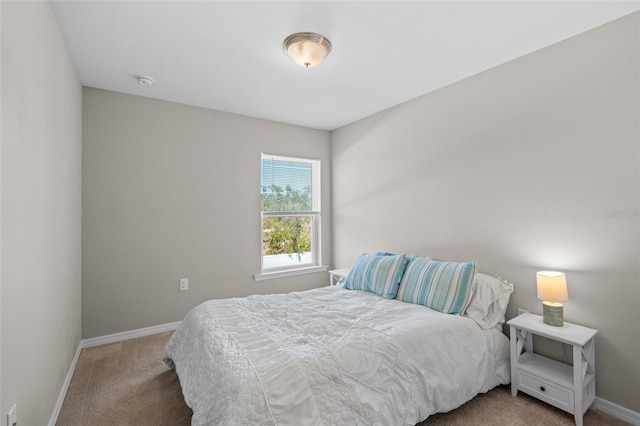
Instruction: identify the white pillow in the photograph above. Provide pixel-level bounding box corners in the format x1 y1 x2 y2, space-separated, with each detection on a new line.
464 273 514 330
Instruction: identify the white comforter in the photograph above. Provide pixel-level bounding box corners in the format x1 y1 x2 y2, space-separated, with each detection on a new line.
164 286 510 426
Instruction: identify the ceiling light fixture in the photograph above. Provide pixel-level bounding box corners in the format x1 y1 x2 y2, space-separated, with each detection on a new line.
283 32 332 68
136 76 154 86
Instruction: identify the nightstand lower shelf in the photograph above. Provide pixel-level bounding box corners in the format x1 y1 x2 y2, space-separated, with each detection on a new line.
516 352 595 414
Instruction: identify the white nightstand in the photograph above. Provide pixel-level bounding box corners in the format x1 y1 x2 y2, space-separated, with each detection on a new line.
508 313 598 426
328 268 350 286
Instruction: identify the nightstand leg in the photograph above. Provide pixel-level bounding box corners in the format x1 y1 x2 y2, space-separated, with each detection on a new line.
510 326 518 396
574 338 596 426
573 344 583 426
510 326 534 397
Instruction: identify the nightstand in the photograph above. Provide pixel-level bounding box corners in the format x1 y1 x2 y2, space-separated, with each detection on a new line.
328 268 350 286
508 313 598 426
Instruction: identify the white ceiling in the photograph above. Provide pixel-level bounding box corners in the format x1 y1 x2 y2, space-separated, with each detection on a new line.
51 1 640 131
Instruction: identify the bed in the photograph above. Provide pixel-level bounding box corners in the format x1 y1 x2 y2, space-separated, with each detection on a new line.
164 254 513 425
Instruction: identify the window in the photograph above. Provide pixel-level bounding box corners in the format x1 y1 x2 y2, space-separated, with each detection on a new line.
258 154 322 278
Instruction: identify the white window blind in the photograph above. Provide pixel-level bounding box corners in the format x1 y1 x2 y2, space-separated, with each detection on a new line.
260 154 321 274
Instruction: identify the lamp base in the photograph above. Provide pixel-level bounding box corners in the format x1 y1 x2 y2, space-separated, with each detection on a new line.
542 301 564 326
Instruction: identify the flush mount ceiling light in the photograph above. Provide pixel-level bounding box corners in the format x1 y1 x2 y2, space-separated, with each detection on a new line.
283 32 332 68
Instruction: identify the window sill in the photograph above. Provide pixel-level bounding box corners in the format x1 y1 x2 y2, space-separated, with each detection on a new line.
254 265 329 281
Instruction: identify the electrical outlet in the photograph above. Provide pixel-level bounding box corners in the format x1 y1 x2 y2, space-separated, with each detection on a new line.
518 308 529 316
179 278 189 291
7 403 17 426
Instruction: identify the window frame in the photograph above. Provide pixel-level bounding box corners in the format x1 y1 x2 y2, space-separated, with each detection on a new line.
255 153 326 281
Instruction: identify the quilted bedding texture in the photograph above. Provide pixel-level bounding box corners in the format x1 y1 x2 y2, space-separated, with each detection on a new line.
164 286 510 426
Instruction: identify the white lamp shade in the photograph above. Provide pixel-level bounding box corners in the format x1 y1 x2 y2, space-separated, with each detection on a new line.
536 271 568 302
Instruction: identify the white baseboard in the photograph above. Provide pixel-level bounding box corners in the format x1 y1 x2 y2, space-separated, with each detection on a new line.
48 342 82 426
82 321 181 348
596 397 640 425
49 321 181 425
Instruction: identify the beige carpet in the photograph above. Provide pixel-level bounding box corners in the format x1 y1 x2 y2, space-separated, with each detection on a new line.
57 332 629 426
57 332 192 426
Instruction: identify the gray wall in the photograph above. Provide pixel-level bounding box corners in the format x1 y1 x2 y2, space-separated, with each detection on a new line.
1 1 82 424
82 88 331 338
332 13 639 412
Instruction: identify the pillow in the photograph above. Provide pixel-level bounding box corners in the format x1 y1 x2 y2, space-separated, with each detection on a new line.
396 258 476 314
343 253 407 299
464 273 514 329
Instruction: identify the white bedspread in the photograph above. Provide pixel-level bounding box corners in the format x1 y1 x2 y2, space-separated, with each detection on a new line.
164 286 510 425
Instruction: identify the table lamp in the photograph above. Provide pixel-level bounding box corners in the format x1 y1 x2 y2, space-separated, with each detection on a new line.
536 271 568 326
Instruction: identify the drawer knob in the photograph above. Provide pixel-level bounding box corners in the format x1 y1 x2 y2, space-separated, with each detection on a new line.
540 386 546 392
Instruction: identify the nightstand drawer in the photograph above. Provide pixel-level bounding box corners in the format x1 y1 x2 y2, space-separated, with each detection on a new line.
518 369 574 413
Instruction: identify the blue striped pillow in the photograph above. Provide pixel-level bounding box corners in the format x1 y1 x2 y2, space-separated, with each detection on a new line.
343 253 407 299
397 258 476 314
